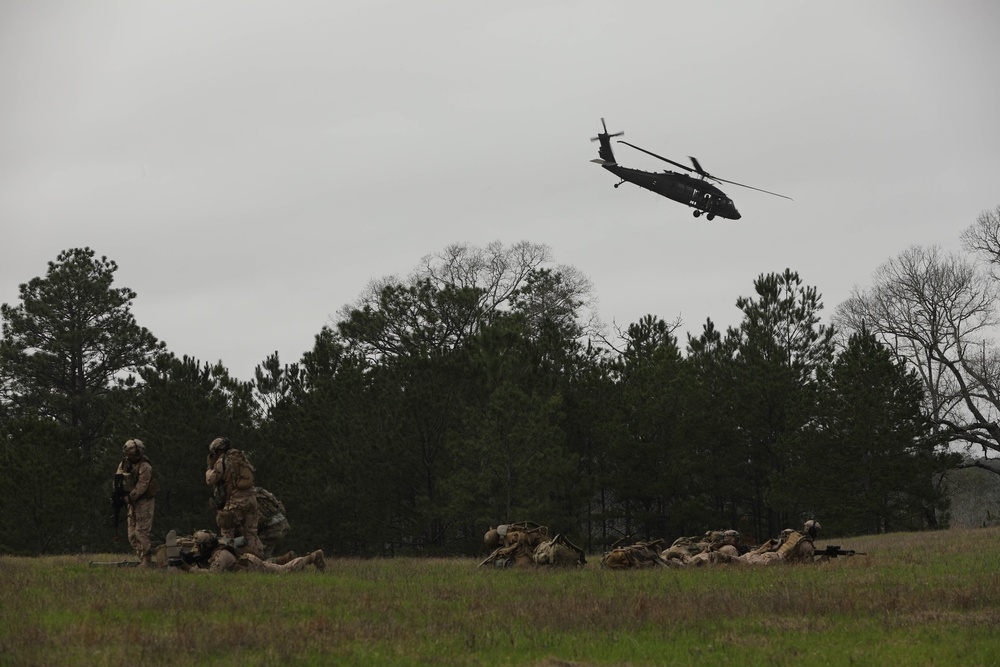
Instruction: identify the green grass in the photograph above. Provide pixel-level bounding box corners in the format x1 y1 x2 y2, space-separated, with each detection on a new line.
2 528 1000 666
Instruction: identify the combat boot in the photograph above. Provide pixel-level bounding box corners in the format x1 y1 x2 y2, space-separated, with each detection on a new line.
311 549 325 571
141 548 158 568
272 550 297 565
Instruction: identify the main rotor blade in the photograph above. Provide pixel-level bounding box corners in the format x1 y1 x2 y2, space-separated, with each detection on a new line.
618 141 694 173
689 156 707 176
713 176 794 200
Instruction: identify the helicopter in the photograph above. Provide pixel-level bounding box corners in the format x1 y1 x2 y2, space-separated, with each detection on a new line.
590 118 791 220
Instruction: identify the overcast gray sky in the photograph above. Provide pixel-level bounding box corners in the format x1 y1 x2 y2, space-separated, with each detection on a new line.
2 0 999 380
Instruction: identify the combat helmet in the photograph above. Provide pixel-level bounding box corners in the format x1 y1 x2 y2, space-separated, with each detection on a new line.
193 530 219 555
208 437 231 454
123 438 145 456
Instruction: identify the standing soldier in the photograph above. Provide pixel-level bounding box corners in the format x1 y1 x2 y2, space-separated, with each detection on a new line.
116 439 158 566
205 437 263 557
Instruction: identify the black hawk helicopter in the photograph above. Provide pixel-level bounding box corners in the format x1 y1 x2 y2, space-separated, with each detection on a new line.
590 118 791 220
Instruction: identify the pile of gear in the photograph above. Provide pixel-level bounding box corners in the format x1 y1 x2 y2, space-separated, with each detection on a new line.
479 521 586 568
601 521 825 569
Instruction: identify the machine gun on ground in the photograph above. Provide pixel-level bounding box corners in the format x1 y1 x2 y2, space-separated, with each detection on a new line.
813 545 866 559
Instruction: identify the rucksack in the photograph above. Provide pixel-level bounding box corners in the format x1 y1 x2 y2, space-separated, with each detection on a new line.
226 449 255 491
255 487 287 528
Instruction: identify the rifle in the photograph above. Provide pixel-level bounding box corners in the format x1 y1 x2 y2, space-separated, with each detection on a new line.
813 544 866 558
111 472 128 530
89 560 140 567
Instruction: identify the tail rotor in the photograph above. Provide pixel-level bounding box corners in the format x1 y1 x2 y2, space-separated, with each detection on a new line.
590 118 622 165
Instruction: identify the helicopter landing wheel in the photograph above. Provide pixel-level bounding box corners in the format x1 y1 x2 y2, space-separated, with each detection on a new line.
693 210 702 218
707 213 715 221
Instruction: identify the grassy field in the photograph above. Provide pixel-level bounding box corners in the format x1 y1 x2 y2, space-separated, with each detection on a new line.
2 528 1000 666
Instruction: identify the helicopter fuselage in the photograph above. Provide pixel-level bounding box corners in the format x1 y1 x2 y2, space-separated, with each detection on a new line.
601 163 741 220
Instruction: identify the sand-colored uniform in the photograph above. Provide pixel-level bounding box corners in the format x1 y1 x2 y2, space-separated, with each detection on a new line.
206 449 263 557
116 457 156 564
191 546 324 573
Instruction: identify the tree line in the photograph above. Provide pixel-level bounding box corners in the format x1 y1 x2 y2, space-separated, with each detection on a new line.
3 209 999 557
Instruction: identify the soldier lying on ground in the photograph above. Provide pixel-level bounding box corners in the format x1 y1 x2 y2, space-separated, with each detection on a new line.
480 523 585 568
688 520 821 566
185 530 324 573
153 530 323 573
660 530 744 565
483 521 549 551
601 539 669 569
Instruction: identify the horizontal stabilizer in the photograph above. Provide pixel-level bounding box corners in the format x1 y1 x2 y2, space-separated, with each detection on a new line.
590 158 612 165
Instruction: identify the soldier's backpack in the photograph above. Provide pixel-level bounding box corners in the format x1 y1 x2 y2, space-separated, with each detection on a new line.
226 449 255 491
256 487 288 531
533 534 586 567
776 531 811 561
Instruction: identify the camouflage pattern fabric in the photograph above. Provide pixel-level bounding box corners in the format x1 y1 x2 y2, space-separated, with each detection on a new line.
480 522 583 568
206 449 263 557
533 534 586 567
661 530 742 565
126 497 155 564
116 456 156 564
601 539 668 569
255 487 290 559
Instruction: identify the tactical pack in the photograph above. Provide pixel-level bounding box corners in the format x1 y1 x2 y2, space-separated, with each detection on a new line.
256 487 288 530
229 450 255 491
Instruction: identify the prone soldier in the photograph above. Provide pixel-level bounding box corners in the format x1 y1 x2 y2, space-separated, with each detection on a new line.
601 539 669 569
154 529 323 573
480 522 585 568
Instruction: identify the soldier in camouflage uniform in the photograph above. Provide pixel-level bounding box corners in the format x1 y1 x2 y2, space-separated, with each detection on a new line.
480 522 585 568
481 522 549 568
533 534 586 567
601 539 669 569
182 530 324 573
205 437 264 557
711 521 821 566
116 439 159 566
255 487 290 559
660 530 743 565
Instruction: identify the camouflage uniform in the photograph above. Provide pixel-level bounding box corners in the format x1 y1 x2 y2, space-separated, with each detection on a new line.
184 531 324 573
718 522 821 566
116 439 158 566
601 539 669 569
480 522 585 568
661 530 742 565
533 534 587 567
205 437 263 557
255 487 290 559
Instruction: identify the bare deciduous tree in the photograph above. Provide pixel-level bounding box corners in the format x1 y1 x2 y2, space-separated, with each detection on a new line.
834 243 1000 472
338 240 599 344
